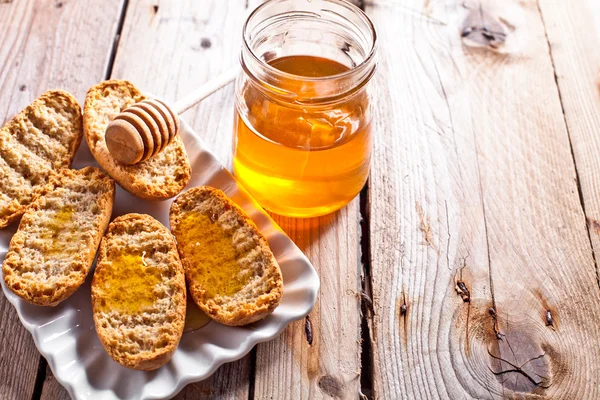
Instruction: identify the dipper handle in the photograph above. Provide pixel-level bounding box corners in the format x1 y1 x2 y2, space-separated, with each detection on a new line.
172 66 240 114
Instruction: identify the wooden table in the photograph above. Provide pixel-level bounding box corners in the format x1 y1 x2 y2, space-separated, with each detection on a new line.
2 0 600 398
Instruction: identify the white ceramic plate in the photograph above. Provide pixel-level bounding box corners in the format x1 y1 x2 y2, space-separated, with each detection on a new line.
0 120 319 400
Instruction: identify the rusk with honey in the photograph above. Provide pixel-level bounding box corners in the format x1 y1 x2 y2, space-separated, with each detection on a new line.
2 167 114 306
91 214 186 370
0 90 83 228
170 186 283 326
83 80 191 200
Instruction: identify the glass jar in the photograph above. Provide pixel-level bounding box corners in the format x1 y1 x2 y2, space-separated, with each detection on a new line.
233 0 377 218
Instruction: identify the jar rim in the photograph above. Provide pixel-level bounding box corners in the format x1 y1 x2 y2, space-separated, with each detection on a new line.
241 0 378 83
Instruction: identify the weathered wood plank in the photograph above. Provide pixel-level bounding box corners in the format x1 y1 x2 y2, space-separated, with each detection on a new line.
0 0 125 398
172 358 252 400
110 0 255 396
111 0 250 167
113 2 364 399
254 203 363 399
365 0 600 398
40 364 68 400
537 0 600 279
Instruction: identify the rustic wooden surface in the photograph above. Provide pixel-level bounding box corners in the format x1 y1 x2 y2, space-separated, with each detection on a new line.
365 0 600 398
0 0 125 398
2 0 600 399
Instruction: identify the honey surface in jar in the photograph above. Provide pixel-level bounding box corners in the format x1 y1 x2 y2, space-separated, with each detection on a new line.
233 55 371 217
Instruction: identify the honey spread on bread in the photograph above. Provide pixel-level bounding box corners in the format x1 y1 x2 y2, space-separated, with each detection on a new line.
2 167 114 306
170 186 283 326
177 211 251 298
94 252 162 314
43 206 75 255
91 214 186 371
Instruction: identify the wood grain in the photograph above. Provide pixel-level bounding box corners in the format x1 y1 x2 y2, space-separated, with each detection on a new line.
537 0 600 281
112 2 364 398
365 0 600 398
172 358 252 400
0 0 125 398
111 0 253 168
110 0 257 396
40 365 68 400
254 203 363 399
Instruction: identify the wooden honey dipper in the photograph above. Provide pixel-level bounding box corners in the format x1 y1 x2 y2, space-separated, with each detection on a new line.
105 66 239 165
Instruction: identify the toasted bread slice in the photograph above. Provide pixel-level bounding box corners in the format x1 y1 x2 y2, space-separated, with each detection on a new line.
2 167 114 306
170 187 283 326
91 213 186 370
83 80 191 200
0 90 83 228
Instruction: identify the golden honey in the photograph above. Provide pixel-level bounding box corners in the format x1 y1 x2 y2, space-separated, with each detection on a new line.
177 212 249 298
96 253 161 314
233 56 372 217
42 206 75 255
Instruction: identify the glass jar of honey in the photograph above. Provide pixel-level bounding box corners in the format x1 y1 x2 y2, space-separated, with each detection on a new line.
233 0 377 217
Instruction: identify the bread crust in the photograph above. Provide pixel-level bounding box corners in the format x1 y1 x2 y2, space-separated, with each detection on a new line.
91 213 186 371
2 167 115 306
170 187 283 326
0 90 83 228
83 80 191 200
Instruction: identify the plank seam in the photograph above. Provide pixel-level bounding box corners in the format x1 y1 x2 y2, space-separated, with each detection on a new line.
30 355 47 400
104 0 130 80
359 182 374 399
535 0 600 289
247 347 257 400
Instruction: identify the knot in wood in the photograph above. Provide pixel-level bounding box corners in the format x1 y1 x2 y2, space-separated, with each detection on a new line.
318 375 345 398
460 8 507 50
488 328 551 392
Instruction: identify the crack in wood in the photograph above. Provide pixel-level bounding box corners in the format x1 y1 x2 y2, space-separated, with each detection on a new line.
535 0 600 293
359 290 374 316
416 202 434 248
488 349 550 389
445 201 452 271
487 305 503 340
